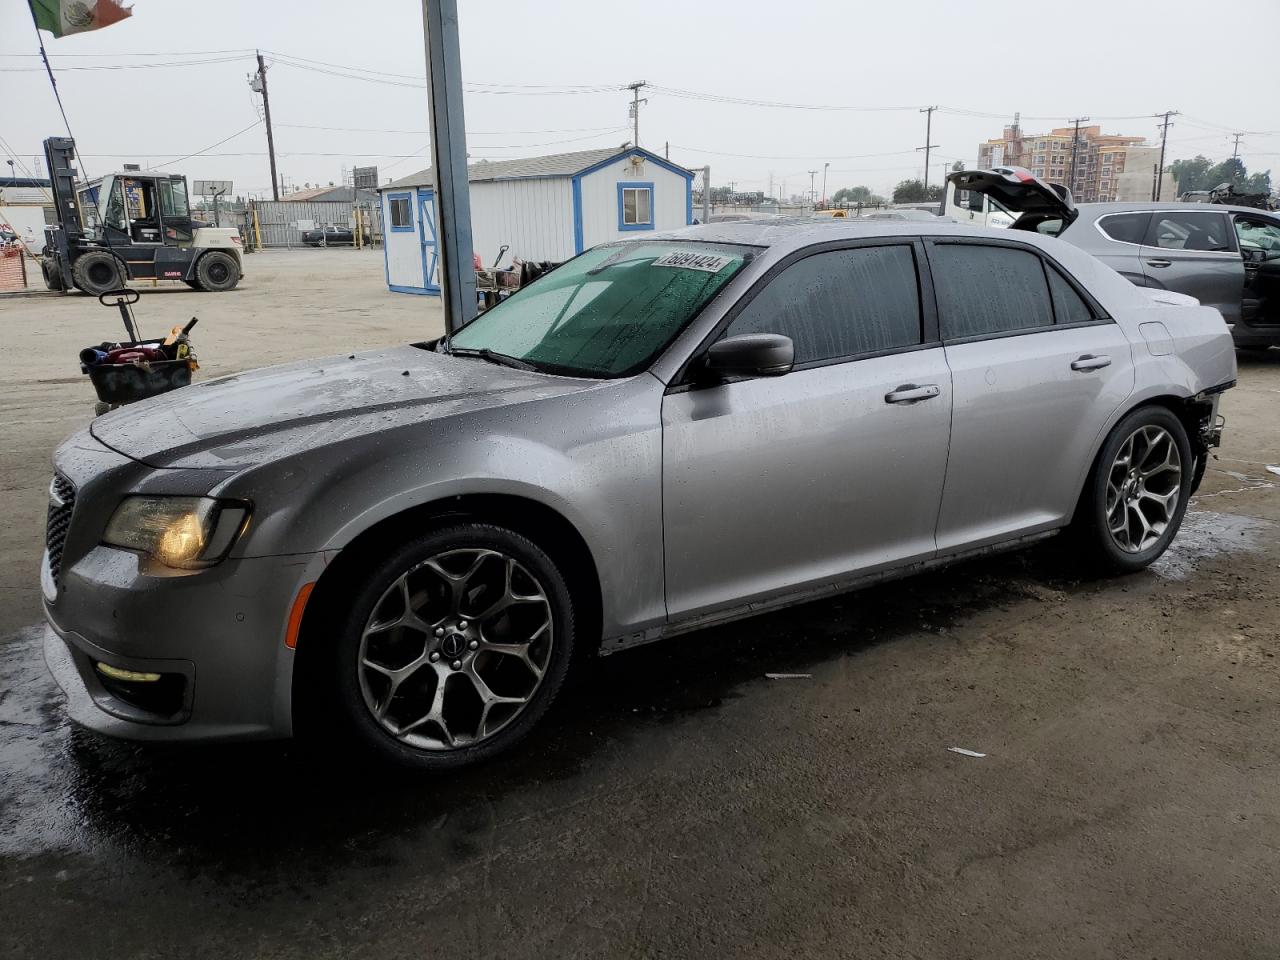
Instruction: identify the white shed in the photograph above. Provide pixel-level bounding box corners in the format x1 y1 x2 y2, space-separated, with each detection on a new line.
379 146 694 295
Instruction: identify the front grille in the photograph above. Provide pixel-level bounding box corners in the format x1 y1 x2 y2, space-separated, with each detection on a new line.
46 473 76 586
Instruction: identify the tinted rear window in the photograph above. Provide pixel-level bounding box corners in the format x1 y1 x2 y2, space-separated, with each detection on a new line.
932 244 1054 339
1097 212 1150 244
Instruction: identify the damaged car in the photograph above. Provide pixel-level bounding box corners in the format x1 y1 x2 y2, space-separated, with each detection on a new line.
42 219 1235 769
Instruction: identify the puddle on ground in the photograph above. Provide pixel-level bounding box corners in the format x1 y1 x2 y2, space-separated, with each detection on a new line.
1151 510 1273 581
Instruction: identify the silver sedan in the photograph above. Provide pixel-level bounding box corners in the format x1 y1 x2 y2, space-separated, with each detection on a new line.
42 220 1236 769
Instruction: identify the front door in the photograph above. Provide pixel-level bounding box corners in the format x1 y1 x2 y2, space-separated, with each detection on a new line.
419 190 439 291
1140 209 1244 324
662 241 952 621
928 239 1135 551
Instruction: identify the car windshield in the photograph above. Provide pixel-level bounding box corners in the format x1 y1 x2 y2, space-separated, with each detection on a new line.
447 241 754 378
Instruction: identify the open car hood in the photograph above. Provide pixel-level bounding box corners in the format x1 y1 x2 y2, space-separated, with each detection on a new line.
947 166 1078 228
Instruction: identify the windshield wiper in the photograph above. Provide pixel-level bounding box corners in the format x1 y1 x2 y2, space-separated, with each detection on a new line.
449 347 539 371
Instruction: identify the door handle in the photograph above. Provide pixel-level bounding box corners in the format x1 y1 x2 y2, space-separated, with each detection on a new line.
1071 354 1112 372
884 383 940 404
1145 258 1172 268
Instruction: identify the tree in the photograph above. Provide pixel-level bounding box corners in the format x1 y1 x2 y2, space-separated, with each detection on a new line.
892 179 943 203
1172 154 1273 195
831 185 883 205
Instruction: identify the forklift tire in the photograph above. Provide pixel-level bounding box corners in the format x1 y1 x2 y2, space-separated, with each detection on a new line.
195 251 240 292
42 260 64 291
72 251 125 297
184 279 205 291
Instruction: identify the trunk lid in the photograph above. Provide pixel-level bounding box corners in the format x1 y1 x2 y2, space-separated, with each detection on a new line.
946 166 1078 229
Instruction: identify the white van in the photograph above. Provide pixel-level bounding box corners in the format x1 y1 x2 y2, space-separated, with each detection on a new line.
943 180 1016 229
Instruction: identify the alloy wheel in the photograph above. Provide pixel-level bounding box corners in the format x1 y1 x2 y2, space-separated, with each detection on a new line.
1105 424 1182 553
357 548 553 751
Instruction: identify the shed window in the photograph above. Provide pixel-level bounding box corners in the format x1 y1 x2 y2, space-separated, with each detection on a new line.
618 182 654 230
388 194 412 231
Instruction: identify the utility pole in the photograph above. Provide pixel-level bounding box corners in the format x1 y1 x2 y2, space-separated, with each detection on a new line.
1066 117 1089 199
422 0 477 333
807 170 818 207
1154 110 1178 201
1232 132 1243 159
702 165 710 223
821 161 829 206
917 106 938 196
252 51 280 201
627 81 648 147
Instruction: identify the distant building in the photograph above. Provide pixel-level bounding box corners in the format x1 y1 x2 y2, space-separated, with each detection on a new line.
978 121 1157 203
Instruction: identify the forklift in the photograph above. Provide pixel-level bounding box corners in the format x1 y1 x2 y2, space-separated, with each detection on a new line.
39 136 244 296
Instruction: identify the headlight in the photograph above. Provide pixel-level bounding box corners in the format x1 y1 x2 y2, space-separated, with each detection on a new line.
102 496 250 569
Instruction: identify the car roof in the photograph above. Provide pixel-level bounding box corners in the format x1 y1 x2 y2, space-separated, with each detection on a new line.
1075 201 1277 217
654 217 1022 253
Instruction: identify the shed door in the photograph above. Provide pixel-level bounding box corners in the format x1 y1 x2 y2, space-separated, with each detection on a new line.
419 190 439 291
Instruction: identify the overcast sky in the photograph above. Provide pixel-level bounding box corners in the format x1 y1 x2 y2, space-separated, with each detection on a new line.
2 0 1276 200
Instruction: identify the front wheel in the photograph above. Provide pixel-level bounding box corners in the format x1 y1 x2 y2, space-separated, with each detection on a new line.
195 250 240 291
313 522 576 770
1072 406 1193 575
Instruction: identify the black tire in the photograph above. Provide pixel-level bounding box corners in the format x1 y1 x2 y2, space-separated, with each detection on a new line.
71 250 124 296
1071 406 1193 575
307 522 577 770
183 278 204 290
195 250 240 291
41 259 64 291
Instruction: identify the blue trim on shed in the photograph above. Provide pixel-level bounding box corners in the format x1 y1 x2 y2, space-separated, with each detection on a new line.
382 193 392 287
418 188 440 293
571 175 584 254
389 283 440 297
616 181 655 232
387 192 414 232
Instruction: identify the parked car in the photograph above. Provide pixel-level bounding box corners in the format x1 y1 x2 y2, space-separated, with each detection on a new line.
302 224 357 247
950 166 1280 349
41 219 1235 769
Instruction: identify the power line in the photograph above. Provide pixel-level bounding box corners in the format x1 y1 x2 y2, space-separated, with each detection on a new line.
142 119 262 169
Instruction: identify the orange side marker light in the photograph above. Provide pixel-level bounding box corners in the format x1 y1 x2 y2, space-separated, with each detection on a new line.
285 582 316 649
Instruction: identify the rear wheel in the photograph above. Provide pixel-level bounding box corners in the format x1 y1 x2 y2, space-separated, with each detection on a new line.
1072 406 1192 574
311 522 576 770
71 251 124 296
195 250 240 291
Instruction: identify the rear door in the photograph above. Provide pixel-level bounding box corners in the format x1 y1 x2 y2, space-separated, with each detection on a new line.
928 238 1135 551
661 240 952 620
1140 209 1244 323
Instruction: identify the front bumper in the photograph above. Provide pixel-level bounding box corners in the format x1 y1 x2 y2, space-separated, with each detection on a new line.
42 545 329 742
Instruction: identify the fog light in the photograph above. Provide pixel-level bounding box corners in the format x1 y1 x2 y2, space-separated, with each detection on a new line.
95 662 162 683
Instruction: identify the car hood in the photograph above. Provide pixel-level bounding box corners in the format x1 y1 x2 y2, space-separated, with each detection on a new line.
90 344 602 469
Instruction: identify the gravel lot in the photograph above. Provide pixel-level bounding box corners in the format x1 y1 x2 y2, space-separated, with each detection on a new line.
2 249 1278 959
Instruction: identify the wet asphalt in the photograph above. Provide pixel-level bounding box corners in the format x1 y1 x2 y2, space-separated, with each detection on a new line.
4 508 1279 959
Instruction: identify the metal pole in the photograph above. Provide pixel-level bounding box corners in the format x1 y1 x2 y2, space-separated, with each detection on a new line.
627 81 647 147
917 106 938 197
423 0 476 334
822 161 829 206
1066 117 1088 198
256 52 280 201
1154 110 1177 201
702 165 710 223
1232 132 1243 160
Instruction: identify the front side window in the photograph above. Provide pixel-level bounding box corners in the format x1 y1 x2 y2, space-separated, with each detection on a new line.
1148 211 1234 252
1235 218 1280 254
722 245 923 364
618 183 653 229
448 241 752 377
388 195 412 230
932 243 1054 339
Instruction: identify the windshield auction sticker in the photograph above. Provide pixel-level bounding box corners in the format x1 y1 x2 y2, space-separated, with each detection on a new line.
651 252 736 273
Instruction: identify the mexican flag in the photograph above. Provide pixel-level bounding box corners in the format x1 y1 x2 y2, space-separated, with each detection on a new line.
29 0 133 37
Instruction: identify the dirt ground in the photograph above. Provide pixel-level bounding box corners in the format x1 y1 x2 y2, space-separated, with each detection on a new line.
1 251 1279 959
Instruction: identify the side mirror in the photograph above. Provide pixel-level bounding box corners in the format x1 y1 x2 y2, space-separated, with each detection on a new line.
704 333 794 378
